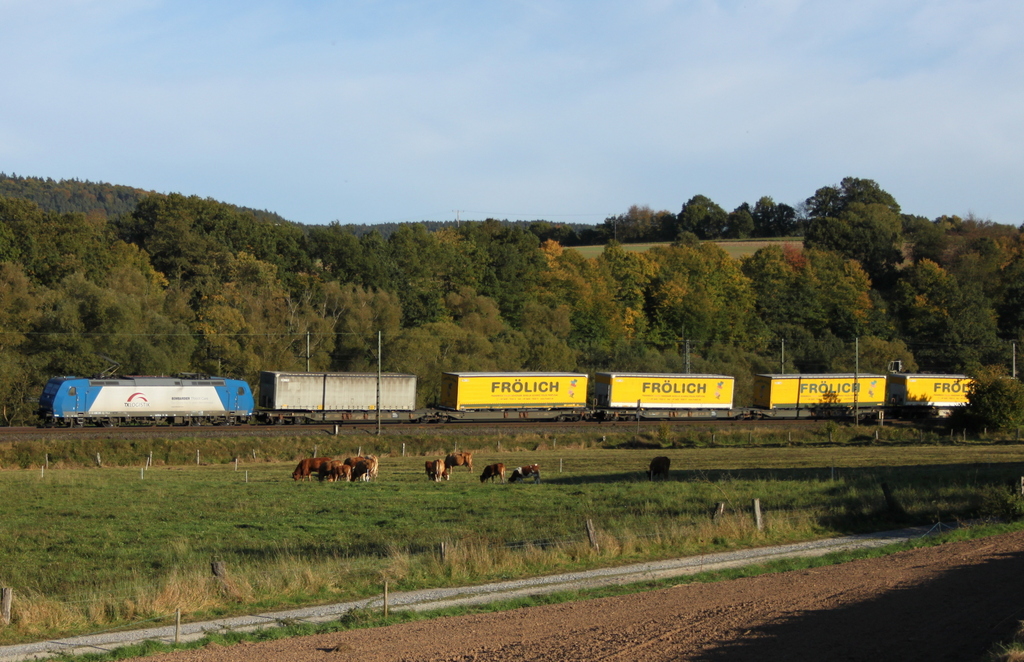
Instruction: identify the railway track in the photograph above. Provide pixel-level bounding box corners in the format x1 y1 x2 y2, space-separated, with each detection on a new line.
0 417 837 442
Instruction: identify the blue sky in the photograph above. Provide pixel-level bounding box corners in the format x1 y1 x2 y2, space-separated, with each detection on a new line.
2 0 1022 227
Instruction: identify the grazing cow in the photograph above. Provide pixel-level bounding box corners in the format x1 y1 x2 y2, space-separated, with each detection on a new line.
480 463 505 483
425 459 446 482
323 460 352 482
508 464 540 484
350 454 379 482
292 457 332 481
444 451 473 473
648 456 671 481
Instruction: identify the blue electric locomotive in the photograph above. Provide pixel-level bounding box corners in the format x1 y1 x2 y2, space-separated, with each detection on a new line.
38 375 254 426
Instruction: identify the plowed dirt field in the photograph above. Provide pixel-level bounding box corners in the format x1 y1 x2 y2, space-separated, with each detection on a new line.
146 530 1024 661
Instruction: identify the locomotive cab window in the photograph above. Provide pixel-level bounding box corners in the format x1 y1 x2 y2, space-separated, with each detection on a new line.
68 387 77 396
237 387 245 395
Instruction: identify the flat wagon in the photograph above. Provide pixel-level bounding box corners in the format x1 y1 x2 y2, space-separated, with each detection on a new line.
438 372 588 421
593 372 738 420
886 373 973 416
753 373 887 415
38 375 253 426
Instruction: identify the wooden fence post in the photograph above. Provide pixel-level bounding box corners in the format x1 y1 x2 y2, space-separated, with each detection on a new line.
174 608 180 643
95 453 102 467
585 519 600 552
439 541 448 563
712 502 726 522
383 581 389 618
1 587 12 625
753 498 763 531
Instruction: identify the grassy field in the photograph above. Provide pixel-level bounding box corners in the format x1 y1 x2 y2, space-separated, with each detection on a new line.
569 238 803 260
2 429 1024 644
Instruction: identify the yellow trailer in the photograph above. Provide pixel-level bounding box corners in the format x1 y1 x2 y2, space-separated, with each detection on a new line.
595 373 734 409
753 374 886 409
440 372 588 410
886 374 972 408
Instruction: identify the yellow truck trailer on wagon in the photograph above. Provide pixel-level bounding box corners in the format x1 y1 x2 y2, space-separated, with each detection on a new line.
595 373 735 409
753 373 886 409
440 372 588 411
886 373 973 409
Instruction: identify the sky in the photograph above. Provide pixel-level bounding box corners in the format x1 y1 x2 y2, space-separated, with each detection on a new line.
2 0 1023 227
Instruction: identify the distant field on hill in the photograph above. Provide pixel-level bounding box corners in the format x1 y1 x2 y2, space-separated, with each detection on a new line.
570 238 803 260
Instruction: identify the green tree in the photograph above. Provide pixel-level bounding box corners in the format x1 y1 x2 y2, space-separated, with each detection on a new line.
890 260 1001 372
751 197 799 237
676 195 728 240
804 202 904 282
804 177 901 219
646 242 758 348
725 207 754 239
0 263 44 424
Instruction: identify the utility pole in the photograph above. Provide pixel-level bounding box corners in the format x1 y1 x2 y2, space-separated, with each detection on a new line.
1014 341 1018 380
376 331 382 436
853 336 859 426
781 338 785 375
685 340 691 375
453 210 462 228
305 331 310 372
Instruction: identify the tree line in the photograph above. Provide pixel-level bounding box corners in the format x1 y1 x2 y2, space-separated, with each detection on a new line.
0 175 1022 425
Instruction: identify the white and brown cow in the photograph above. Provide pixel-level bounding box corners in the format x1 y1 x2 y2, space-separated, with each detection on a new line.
508 464 540 484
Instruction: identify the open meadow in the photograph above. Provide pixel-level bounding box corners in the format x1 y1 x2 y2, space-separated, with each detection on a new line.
569 238 803 260
2 428 1024 644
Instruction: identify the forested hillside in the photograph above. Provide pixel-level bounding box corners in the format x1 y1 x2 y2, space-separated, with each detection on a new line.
0 175 1021 424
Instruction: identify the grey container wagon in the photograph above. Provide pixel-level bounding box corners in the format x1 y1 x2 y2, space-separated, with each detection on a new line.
257 371 423 424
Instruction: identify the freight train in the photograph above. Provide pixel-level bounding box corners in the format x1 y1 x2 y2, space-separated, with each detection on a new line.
36 370 974 427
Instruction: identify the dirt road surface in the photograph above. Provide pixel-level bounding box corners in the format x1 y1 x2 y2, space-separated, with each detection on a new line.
147 530 1024 662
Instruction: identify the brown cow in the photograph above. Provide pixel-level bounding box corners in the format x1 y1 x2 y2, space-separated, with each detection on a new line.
350 454 379 481
425 459 446 482
323 460 352 482
444 451 473 473
292 457 332 481
480 463 505 483
648 456 671 481
508 464 540 484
